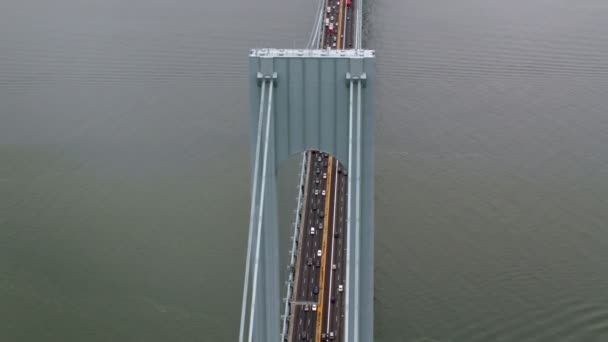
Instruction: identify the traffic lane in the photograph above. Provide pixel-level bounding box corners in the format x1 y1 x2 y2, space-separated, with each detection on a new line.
305 155 328 340
322 0 340 49
325 161 345 338
307 154 328 300
291 304 318 341
290 153 316 342
294 152 330 340
344 0 354 49
335 170 348 341
304 157 323 300
319 159 336 338
296 156 318 300
324 167 346 338
292 153 324 342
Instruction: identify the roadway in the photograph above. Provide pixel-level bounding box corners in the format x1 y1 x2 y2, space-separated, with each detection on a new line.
289 152 348 342
287 0 355 340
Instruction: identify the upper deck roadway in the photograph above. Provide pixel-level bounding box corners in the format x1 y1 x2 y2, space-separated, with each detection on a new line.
287 0 356 340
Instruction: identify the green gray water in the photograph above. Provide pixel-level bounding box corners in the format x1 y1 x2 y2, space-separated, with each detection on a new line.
2 0 608 341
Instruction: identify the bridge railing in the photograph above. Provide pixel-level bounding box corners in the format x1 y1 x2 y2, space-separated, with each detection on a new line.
280 152 308 340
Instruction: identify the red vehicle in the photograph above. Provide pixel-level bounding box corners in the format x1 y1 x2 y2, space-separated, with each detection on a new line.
347 0 352 8
328 23 334 35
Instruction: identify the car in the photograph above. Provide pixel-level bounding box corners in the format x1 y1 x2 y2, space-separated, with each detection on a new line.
315 189 319 196
315 259 321 268
312 203 317 211
338 284 343 292
329 331 335 340
313 285 319 294
323 173 327 179
315 178 320 184
310 227 315 235
322 190 326 196
324 160 328 167
343 169 348 176
318 222 323 230
322 333 327 340
317 249 322 257
316 168 321 174
338 166 342 173
312 304 317 311
332 264 337 270
308 257 313 266
331 296 336 303
334 231 339 238
319 211 325 218
318 156 322 162
301 331 308 340
333 36 337 42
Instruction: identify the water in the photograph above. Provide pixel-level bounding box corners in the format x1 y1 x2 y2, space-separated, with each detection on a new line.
1 0 608 341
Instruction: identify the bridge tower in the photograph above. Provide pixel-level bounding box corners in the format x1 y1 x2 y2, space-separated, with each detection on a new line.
239 49 375 342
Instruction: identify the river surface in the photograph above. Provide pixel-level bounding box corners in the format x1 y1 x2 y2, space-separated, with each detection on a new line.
2 0 608 341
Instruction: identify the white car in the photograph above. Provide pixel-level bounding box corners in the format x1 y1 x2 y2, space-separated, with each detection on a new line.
312 304 317 311
317 249 322 257
322 190 326 196
338 284 343 292
310 227 315 235
315 189 319 196
323 173 327 179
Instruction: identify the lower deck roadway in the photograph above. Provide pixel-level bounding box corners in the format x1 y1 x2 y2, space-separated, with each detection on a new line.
289 152 348 341
289 151 331 341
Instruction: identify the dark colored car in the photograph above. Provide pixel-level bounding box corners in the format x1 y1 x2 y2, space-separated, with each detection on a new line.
313 286 319 294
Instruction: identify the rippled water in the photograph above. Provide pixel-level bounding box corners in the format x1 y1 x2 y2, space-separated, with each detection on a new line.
2 0 608 341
